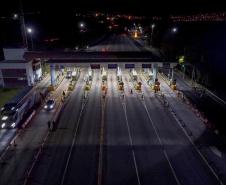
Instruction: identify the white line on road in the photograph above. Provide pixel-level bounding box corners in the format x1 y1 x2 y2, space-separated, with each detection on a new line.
142 101 181 185
158 73 224 184
60 98 88 185
122 102 141 185
170 107 224 185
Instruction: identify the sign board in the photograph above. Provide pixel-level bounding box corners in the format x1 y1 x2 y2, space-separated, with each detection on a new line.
108 64 118 69
179 56 185 64
90 64 100 69
125 64 135 68
142 64 152 68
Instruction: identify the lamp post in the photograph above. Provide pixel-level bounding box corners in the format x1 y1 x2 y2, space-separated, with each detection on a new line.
27 28 34 50
150 24 155 45
79 22 85 48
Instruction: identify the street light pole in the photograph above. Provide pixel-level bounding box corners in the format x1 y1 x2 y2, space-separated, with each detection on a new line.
19 0 28 48
27 28 33 50
150 24 155 45
79 22 85 48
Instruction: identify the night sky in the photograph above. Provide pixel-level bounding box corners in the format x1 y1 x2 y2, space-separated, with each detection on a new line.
1 0 226 16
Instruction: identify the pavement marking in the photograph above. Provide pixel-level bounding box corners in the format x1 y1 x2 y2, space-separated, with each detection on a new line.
60 91 89 185
122 102 141 185
97 84 107 185
170 108 224 185
158 73 224 184
142 101 181 185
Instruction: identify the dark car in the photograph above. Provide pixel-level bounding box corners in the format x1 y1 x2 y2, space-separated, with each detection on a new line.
44 99 55 110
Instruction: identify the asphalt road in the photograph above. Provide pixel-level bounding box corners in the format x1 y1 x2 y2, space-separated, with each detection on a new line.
29 69 101 185
139 72 220 185
86 33 142 52
21 69 222 185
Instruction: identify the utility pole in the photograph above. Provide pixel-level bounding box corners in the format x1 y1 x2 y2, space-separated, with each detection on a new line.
183 47 186 79
19 0 28 48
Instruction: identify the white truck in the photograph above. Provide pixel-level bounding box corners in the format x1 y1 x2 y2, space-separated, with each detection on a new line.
1 90 42 129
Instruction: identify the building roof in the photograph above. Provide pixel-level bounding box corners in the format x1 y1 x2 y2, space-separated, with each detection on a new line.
0 60 29 64
23 51 177 64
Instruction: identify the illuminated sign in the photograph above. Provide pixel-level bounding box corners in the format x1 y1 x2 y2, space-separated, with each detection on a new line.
108 64 118 69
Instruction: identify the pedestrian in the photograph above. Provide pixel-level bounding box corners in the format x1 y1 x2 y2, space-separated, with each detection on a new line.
131 89 133 94
122 94 124 99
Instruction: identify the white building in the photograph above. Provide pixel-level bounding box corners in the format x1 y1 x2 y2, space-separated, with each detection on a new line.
0 48 42 87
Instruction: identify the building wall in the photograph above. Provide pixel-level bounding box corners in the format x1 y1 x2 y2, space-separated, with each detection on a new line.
25 62 35 86
0 69 4 87
1 69 27 87
0 61 34 87
3 48 27 60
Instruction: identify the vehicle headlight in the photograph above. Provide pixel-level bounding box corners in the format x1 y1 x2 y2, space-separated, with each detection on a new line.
50 105 54 109
1 123 6 128
11 122 16 128
44 105 48 109
2 116 8 121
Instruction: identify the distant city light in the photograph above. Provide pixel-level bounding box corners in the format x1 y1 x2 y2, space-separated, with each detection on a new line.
170 12 226 22
151 24 155 29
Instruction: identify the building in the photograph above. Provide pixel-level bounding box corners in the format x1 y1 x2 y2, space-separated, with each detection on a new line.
0 48 42 87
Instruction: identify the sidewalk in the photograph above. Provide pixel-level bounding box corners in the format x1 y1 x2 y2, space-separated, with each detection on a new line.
175 69 226 105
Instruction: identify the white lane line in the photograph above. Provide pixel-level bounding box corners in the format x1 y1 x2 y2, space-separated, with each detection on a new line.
98 74 105 185
153 73 223 184
60 92 88 185
142 101 181 185
122 102 141 185
170 107 224 185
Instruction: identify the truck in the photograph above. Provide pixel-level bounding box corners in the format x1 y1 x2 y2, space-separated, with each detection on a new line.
0 89 43 129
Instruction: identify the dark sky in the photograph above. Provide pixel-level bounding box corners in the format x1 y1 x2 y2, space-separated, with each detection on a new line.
1 0 226 16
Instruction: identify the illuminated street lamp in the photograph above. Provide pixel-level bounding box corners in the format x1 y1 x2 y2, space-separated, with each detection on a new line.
79 22 86 48
13 13 18 19
172 27 178 33
27 27 34 50
80 23 84 28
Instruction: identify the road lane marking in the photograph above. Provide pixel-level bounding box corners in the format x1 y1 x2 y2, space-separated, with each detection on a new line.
170 108 224 185
122 102 141 185
60 92 89 185
97 81 106 185
148 73 223 185
142 101 181 185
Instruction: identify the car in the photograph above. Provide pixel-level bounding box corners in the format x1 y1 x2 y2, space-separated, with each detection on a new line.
44 99 55 110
